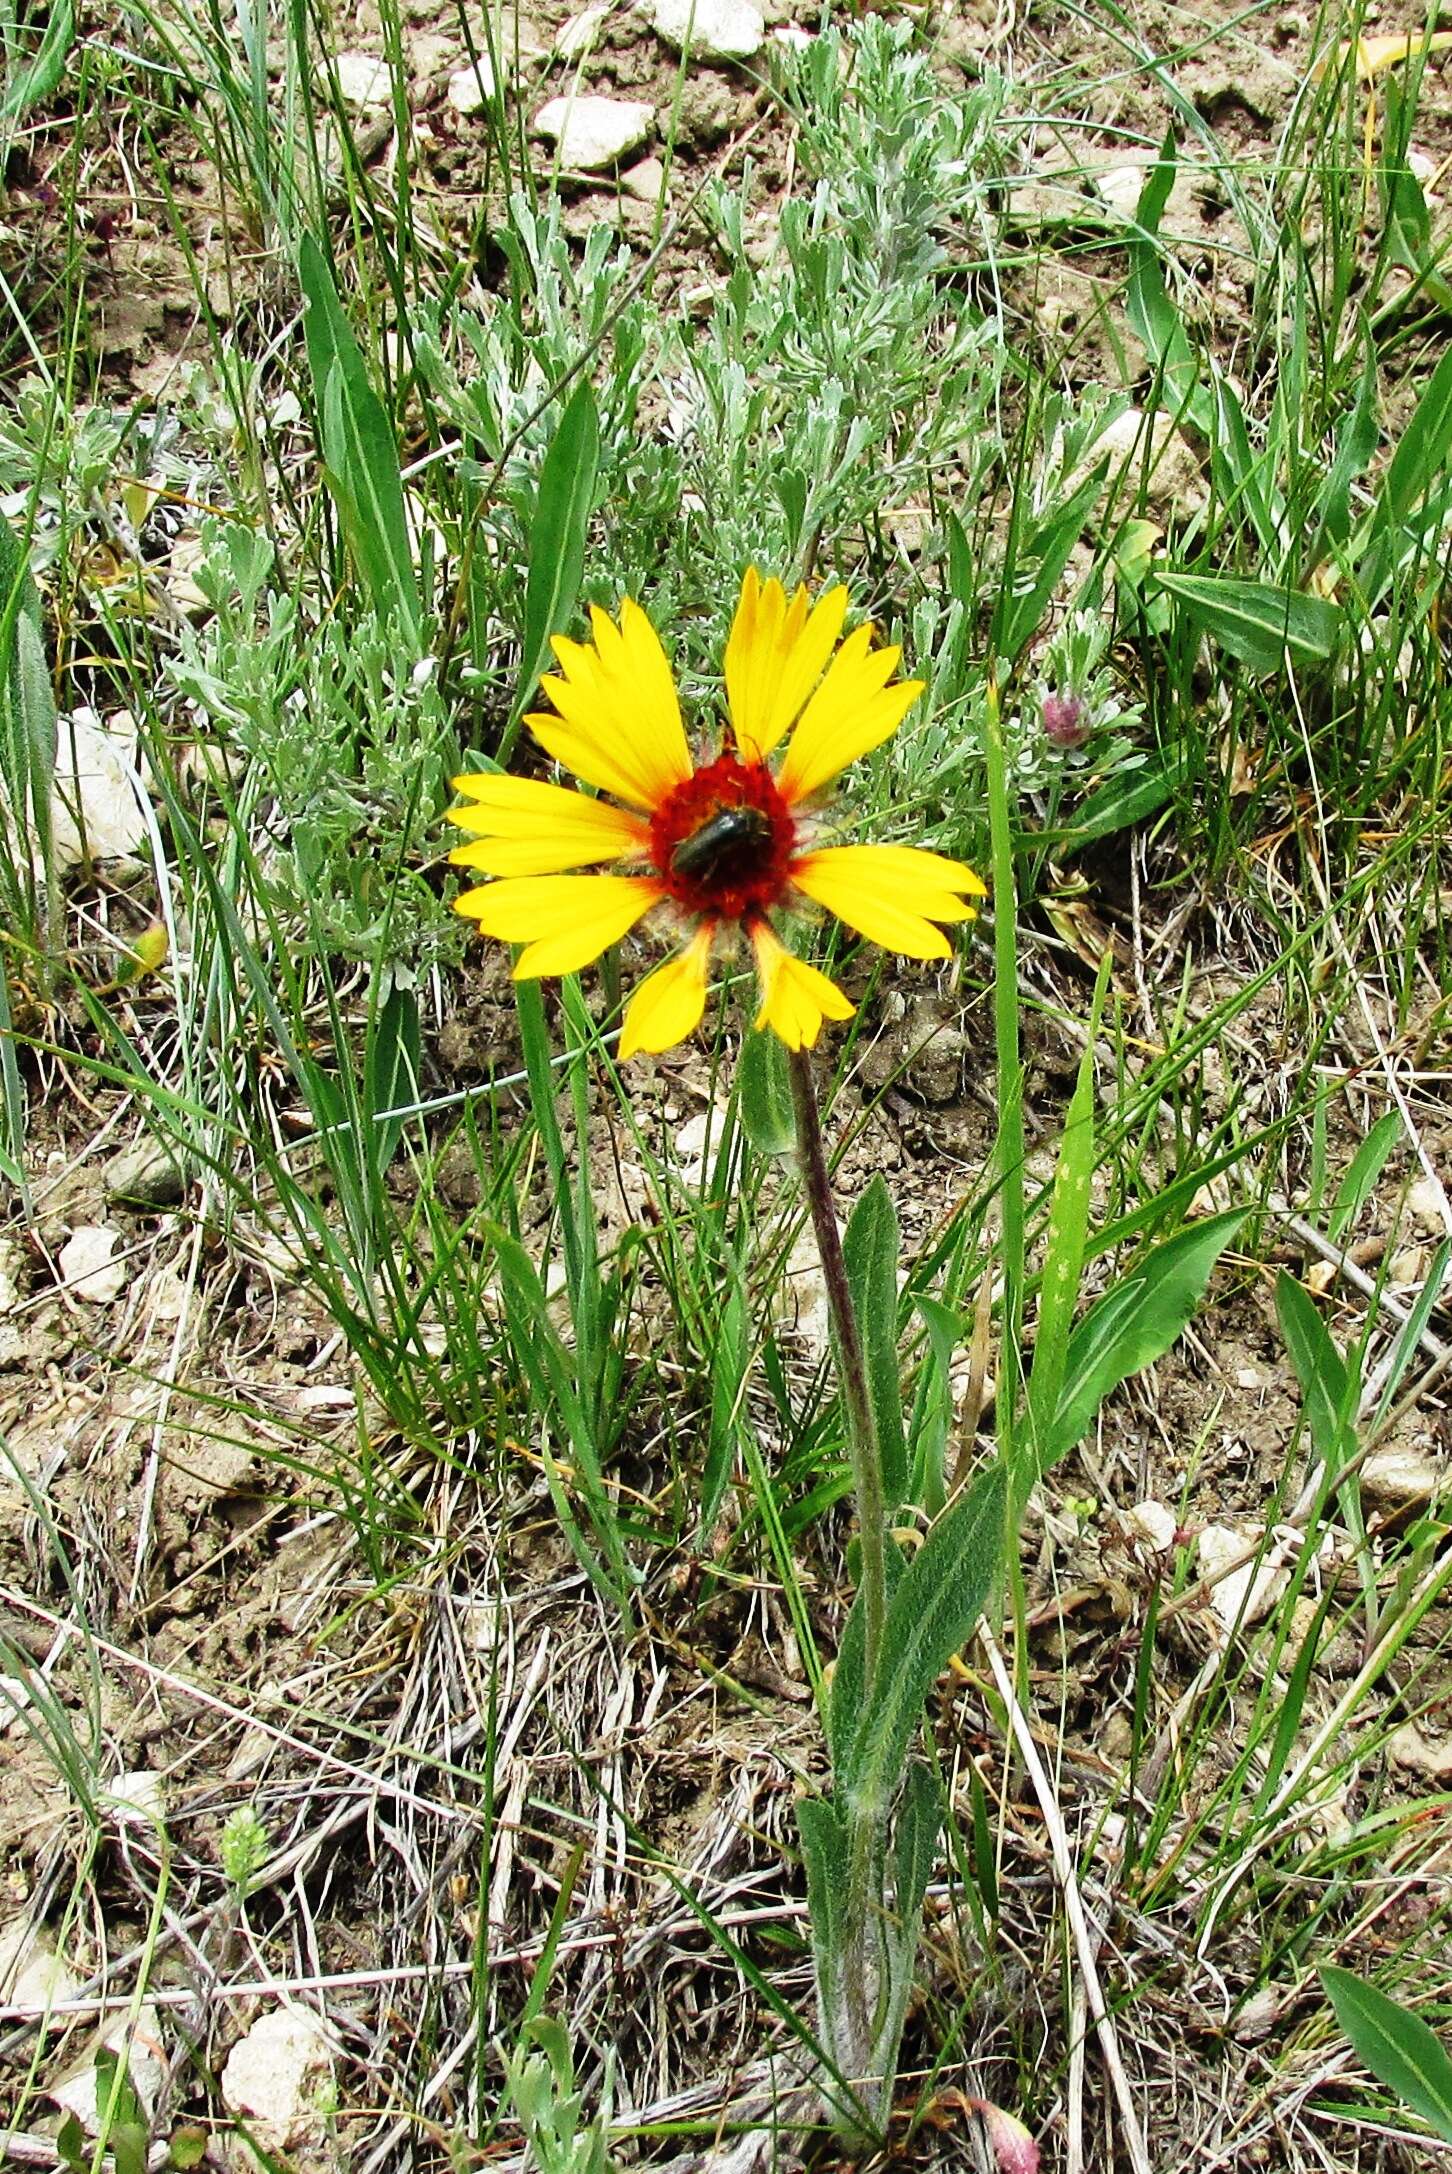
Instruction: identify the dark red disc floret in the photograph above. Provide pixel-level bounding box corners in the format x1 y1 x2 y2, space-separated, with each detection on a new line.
650 754 798 922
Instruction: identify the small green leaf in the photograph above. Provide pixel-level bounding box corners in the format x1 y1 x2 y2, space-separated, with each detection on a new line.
1276 1270 1352 1463
1 0 74 123
1040 1211 1244 1481
843 1176 906 1507
1329 1111 1403 1244
511 382 600 732
1027 975 1103 1444
364 983 421 1179
168 2128 208 2170
298 233 420 641
1151 571 1342 672
889 1761 941 1966
739 1029 794 1155
797 1792 850 1969
1062 749 1184 846
1322 1965 1452 2142
843 1463 1005 1813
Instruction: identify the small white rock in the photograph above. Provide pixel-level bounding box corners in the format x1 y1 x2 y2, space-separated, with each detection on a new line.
333 50 392 107
0 1920 80 2016
1407 1176 1451 1231
1390 1245 1427 1286
771 22 812 47
1388 1719 1452 1780
446 57 496 112
51 2007 166 2129
1127 1498 1178 1553
58 1226 126 1305
1363 1445 1444 1508
0 1242 18 1315
1235 1365 1262 1389
620 155 667 203
535 92 653 167
556 3 609 56
648 0 764 60
1198 1522 1287 1643
105 1770 167 1826
221 2005 335 2149
51 711 148 866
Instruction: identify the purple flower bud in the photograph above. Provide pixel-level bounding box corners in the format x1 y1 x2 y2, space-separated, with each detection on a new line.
1042 691 1087 747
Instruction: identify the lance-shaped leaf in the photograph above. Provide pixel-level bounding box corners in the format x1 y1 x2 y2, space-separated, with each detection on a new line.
1322 1965 1452 2143
841 1462 1004 1814
511 380 600 732
843 1175 906 1507
1038 1211 1244 1486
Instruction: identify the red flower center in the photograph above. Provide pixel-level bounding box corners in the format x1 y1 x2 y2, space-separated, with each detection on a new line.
650 755 797 923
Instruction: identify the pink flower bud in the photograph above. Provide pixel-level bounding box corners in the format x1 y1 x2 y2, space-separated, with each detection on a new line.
1042 691 1087 747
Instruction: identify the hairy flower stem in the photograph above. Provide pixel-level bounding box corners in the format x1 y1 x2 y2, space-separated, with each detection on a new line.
788 1050 887 1698
789 1048 892 2142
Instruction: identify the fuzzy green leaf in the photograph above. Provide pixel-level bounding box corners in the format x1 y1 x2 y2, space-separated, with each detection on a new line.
739 1029 795 1156
842 1175 906 1507
842 1462 1005 1814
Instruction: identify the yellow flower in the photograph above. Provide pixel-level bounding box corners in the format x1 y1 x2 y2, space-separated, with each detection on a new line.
448 569 986 1058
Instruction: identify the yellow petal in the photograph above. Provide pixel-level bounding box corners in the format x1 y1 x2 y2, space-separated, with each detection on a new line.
454 873 665 976
446 775 648 875
777 624 925 802
725 568 850 763
800 842 988 898
530 598 693 809
618 924 716 1059
1315 29 1452 78
750 922 855 1051
791 843 985 959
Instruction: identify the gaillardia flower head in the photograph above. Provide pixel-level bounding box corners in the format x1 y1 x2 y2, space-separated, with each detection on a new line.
447 570 986 1058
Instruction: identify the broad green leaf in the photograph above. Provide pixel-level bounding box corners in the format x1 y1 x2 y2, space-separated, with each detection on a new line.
797 1792 850 1970
1322 1965 1452 2142
1151 571 1342 672
1329 1111 1403 1244
1375 336 1452 539
843 1175 906 1507
843 1462 1005 1813
739 1028 794 1155
1062 748 1184 846
1039 1211 1245 1479
298 233 420 641
1275 1270 1352 1462
511 381 600 731
1 0 74 124
1125 135 1216 436
829 1537 906 1771
364 983 421 1180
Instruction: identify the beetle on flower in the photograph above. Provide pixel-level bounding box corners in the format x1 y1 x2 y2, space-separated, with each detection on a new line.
447 569 986 1056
